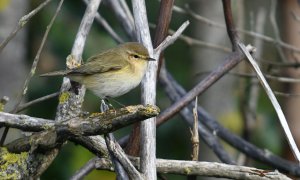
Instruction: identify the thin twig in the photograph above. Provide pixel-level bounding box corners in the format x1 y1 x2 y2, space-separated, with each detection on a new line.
222 0 239 50
190 97 199 161
157 50 249 125
13 0 64 112
70 158 97 180
0 0 53 54
238 42 300 164
12 92 60 113
197 71 300 84
154 21 190 55
188 97 199 180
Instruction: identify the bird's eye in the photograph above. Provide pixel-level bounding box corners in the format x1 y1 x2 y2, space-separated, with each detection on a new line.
133 55 139 58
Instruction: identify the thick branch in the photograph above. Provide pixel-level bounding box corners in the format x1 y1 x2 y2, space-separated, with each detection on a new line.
1 105 159 149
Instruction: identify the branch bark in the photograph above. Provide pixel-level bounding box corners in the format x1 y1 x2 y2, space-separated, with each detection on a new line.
131 0 156 179
91 156 291 180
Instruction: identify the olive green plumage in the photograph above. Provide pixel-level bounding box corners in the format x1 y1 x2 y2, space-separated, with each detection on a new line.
41 42 154 98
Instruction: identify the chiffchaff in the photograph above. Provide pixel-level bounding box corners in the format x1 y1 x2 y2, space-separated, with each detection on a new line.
41 42 155 99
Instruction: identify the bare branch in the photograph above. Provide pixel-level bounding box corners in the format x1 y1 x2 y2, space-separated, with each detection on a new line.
131 0 156 178
157 50 250 125
12 0 64 112
190 97 199 161
222 0 239 50
0 105 159 136
13 92 60 113
0 112 54 132
154 21 190 55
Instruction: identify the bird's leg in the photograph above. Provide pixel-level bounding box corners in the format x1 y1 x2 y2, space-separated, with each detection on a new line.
100 99 110 112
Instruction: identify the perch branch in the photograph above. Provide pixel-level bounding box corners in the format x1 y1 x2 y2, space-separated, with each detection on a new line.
0 105 159 136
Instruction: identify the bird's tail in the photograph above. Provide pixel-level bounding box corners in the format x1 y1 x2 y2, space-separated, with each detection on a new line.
40 70 72 77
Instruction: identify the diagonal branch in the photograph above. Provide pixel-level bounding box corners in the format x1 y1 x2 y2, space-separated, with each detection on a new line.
238 42 300 164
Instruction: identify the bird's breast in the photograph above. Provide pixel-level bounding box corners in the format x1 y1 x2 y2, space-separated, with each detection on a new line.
81 64 147 98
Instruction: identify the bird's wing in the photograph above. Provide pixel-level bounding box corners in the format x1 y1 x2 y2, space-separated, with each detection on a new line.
69 51 129 75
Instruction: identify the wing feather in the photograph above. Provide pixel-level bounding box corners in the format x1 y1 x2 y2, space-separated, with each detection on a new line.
68 50 128 75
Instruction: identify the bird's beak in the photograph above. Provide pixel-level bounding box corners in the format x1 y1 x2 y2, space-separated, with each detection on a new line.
147 57 156 61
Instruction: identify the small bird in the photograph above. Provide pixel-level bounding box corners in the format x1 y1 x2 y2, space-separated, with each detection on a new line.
41 42 155 104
